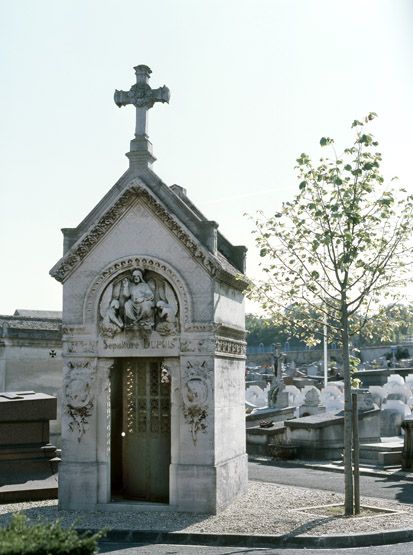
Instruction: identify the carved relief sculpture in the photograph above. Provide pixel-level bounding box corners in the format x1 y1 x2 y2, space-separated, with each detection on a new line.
123 270 155 329
64 361 95 442
182 361 210 444
160 362 171 384
100 299 124 337
99 268 179 338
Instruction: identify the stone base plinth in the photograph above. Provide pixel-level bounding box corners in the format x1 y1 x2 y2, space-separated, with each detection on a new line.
58 461 100 511
0 392 57 485
170 454 248 513
284 409 380 460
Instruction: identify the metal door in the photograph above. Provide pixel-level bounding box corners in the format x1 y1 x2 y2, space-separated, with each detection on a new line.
121 359 170 502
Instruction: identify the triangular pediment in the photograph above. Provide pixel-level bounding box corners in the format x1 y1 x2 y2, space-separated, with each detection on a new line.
50 180 246 288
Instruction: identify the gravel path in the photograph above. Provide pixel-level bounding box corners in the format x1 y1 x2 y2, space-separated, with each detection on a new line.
1 481 412 537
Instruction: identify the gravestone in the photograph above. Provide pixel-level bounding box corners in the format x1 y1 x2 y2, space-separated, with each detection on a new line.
50 65 248 513
0 391 57 484
298 386 325 417
380 399 410 436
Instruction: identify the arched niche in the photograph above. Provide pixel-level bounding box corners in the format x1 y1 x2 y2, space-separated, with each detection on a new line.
83 256 192 331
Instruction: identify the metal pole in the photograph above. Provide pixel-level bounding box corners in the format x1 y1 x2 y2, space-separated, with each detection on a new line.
352 392 360 515
323 317 328 389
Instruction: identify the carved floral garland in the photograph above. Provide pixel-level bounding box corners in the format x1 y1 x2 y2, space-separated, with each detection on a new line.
183 405 208 444
64 361 95 442
182 360 210 444
67 401 93 441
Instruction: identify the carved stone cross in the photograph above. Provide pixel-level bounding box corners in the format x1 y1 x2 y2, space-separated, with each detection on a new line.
114 65 170 138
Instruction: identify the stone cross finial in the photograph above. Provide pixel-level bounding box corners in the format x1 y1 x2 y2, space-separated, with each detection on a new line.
114 65 170 138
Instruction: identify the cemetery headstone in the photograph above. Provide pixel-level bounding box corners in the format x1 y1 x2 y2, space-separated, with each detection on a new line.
0 391 57 485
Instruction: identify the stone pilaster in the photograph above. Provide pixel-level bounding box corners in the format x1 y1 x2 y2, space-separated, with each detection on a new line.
96 358 114 503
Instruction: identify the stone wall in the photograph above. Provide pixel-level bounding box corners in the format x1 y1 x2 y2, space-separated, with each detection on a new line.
0 311 62 445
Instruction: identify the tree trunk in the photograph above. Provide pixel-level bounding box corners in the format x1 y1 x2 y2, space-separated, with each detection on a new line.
341 304 354 515
352 392 360 514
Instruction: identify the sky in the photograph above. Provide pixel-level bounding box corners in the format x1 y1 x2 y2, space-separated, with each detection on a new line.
0 0 412 315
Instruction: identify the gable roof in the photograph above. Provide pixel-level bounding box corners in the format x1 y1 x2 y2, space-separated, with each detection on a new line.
50 178 248 290
60 166 246 272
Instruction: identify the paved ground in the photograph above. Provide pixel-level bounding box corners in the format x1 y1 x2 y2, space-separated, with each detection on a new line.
2 479 412 539
98 540 413 554
248 460 413 504
2 460 413 551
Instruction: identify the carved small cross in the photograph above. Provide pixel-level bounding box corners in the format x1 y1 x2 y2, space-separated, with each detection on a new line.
114 65 170 138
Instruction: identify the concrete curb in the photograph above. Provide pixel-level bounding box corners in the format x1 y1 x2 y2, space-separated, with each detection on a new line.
302 462 413 482
249 456 413 482
81 526 413 549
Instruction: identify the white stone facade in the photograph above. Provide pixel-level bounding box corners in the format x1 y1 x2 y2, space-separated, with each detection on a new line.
50 66 248 514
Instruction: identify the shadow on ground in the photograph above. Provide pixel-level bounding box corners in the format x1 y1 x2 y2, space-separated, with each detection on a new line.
375 476 413 505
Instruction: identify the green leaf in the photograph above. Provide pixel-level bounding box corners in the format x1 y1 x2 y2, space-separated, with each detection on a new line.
320 137 334 147
359 134 373 146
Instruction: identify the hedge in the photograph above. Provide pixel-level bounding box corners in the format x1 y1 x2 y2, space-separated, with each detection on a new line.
0 513 106 555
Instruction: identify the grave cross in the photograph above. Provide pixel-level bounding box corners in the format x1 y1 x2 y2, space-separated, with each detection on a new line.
114 65 170 138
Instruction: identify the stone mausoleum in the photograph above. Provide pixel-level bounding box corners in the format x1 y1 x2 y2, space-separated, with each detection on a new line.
50 65 248 513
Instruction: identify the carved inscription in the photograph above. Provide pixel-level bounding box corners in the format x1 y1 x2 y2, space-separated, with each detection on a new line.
102 337 178 351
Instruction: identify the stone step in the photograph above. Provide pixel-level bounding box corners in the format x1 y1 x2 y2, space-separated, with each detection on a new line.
359 440 403 467
0 474 58 503
360 451 402 466
359 441 403 453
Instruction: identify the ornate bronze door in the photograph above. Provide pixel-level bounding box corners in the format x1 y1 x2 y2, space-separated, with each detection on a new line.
121 359 170 502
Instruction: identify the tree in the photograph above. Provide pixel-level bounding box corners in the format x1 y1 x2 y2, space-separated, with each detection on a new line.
355 303 413 346
245 313 302 348
248 113 413 515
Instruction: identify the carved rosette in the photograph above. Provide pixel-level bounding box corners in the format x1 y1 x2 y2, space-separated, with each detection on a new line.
181 360 210 444
64 360 96 442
